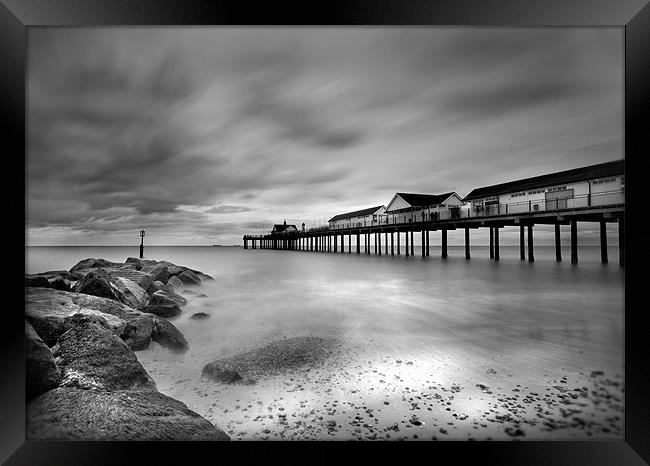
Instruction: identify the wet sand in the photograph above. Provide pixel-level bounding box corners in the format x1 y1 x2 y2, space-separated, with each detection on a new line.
139 326 623 441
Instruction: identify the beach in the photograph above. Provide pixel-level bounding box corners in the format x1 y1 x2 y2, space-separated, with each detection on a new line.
27 245 623 441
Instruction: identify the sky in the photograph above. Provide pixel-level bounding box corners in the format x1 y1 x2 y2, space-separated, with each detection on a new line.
27 27 623 246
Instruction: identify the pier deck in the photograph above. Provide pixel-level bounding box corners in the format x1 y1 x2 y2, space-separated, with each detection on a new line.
243 203 624 266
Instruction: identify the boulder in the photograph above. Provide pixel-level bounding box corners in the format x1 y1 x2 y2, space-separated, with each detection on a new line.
25 275 50 288
26 288 132 346
201 362 242 384
26 321 61 401
148 315 188 353
143 263 169 284
26 288 182 353
143 303 181 318
166 275 184 291
146 280 165 295
72 269 120 302
195 272 214 282
149 289 187 307
177 270 201 286
52 314 156 391
69 258 121 273
27 387 230 440
159 261 185 277
122 315 154 351
48 277 72 291
107 268 154 292
190 312 210 320
112 276 149 310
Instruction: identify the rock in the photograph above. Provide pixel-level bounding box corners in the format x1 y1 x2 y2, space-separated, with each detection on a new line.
112 276 149 310
201 362 242 384
149 289 187 307
64 310 128 338
48 277 72 291
122 315 154 351
69 258 121 273
26 321 61 401
190 312 210 320
143 263 170 284
177 270 201 286
143 303 181 318
26 288 164 351
146 280 165 295
72 269 120 302
25 288 77 346
166 275 184 291
27 387 230 440
52 314 156 391
107 268 154 292
148 315 188 353
26 288 133 346
159 261 185 277
195 272 214 281
26 275 50 288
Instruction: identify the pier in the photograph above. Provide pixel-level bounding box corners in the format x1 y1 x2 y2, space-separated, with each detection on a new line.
243 160 625 266
243 197 624 266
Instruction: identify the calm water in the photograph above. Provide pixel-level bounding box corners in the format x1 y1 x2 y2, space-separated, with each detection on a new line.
26 245 625 440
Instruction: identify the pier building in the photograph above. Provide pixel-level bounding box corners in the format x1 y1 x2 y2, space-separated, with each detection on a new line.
328 206 386 230
385 192 465 224
243 160 624 266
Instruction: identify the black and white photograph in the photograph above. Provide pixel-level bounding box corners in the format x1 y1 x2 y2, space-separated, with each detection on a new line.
23 24 629 444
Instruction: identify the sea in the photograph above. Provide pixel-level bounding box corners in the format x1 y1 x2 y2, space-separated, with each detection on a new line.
25 245 625 441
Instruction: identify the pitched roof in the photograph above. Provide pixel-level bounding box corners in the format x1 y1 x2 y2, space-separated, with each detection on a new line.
463 159 624 201
328 206 385 222
272 224 297 232
394 192 458 207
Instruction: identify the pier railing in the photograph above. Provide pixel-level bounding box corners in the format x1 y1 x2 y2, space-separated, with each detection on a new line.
323 189 624 230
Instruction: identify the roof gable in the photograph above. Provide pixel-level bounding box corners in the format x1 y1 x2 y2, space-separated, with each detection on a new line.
463 160 624 201
387 192 458 211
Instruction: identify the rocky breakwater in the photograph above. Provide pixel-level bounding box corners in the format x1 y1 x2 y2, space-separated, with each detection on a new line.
24 257 228 441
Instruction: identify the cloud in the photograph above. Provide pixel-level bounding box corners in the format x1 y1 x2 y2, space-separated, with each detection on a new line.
205 205 252 214
26 28 622 245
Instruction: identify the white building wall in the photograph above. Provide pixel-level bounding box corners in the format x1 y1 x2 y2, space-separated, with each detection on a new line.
470 175 624 215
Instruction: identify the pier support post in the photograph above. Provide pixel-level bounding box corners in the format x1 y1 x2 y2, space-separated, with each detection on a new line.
385 232 389 255
619 217 624 267
555 224 561 261
340 233 344 253
375 233 378 255
397 231 400 255
600 220 608 264
494 227 500 261
520 226 525 260
442 229 447 258
334 234 337 252
348 233 351 254
489 227 494 259
410 230 414 256
528 225 534 262
571 220 578 264
378 232 381 255
405 230 409 256
357 233 360 254
244 238 248 250
421 230 425 257
426 229 430 256
465 228 470 259
391 232 394 255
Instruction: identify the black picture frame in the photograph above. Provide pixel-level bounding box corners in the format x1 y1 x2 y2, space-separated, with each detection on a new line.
3 0 648 464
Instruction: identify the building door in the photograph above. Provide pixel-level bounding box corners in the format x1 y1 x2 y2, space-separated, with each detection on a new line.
545 189 574 210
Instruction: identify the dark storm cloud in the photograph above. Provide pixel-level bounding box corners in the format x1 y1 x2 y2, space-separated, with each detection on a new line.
27 28 622 245
438 79 591 122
